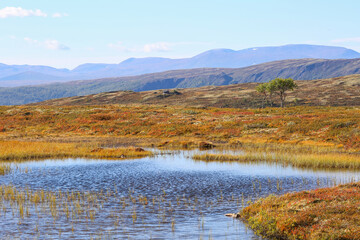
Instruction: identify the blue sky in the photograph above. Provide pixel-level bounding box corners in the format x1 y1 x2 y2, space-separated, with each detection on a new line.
1 0 360 69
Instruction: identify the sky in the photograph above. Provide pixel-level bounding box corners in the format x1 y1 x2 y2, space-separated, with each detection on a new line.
1 0 360 69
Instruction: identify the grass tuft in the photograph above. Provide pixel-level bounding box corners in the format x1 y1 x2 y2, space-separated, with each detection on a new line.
0 163 10 175
192 151 360 169
0 141 152 161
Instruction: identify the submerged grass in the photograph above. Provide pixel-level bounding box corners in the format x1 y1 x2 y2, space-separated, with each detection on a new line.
0 163 10 175
0 184 239 238
192 151 360 169
0 141 152 161
239 183 360 240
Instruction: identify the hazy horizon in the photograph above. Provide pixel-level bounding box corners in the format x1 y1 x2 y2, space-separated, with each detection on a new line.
1 43 358 70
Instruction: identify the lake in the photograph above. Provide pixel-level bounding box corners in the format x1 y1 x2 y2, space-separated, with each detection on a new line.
0 149 359 239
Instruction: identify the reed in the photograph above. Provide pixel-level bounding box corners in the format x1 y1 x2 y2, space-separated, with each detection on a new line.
192 151 360 169
228 140 348 154
0 185 226 230
0 184 241 238
0 141 152 161
0 163 10 175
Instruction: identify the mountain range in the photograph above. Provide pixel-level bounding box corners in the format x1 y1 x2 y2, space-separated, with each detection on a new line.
1 44 360 87
1 57 360 105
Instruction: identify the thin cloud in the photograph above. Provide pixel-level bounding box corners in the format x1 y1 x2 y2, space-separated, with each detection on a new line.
52 13 69 18
108 42 137 52
24 37 70 51
0 7 47 18
332 37 360 43
143 42 170 52
44 40 70 50
108 42 171 53
24 37 39 44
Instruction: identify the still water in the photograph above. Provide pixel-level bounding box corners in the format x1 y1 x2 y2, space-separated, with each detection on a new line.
0 149 359 239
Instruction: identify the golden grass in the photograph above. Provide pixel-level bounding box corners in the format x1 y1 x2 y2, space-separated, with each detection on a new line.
0 141 152 161
192 151 360 169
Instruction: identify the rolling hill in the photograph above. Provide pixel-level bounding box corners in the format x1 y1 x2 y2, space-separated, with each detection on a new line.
1 44 359 87
1 58 360 105
35 74 360 108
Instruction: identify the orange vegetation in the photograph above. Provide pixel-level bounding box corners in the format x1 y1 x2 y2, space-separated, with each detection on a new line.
240 183 360 239
0 105 359 151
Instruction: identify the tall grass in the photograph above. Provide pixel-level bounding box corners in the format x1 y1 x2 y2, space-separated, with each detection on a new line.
0 163 10 175
192 151 360 169
0 141 152 161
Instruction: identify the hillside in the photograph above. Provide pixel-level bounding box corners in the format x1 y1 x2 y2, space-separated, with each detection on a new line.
2 58 360 105
35 74 360 108
1 44 359 87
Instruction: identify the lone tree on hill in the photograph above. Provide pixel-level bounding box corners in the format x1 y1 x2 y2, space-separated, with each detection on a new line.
256 78 297 108
269 78 297 107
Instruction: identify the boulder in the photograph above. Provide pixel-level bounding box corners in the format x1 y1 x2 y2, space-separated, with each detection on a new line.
199 141 215 149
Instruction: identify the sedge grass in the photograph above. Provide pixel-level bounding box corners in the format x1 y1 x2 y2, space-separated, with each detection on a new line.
0 184 232 238
0 163 10 175
0 141 152 161
192 151 360 169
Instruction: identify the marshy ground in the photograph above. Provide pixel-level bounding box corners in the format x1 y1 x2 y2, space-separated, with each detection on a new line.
0 104 359 239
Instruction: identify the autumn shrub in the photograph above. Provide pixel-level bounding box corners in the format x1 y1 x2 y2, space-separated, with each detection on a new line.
240 183 360 240
0 105 359 151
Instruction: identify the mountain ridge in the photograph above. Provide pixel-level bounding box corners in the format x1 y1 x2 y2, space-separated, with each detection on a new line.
1 44 359 87
34 74 360 108
0 57 360 105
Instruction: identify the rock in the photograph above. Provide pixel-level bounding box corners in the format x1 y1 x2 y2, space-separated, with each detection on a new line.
199 141 215 149
134 147 145 152
91 148 103 152
225 213 240 218
158 141 169 147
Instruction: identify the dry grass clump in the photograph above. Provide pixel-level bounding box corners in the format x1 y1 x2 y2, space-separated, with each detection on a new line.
240 183 360 239
193 153 259 162
192 151 360 169
0 141 152 161
0 163 10 175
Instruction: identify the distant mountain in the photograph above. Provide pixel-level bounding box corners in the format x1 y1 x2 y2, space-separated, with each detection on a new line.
1 58 360 105
0 71 66 86
0 64 70 87
1 44 360 87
